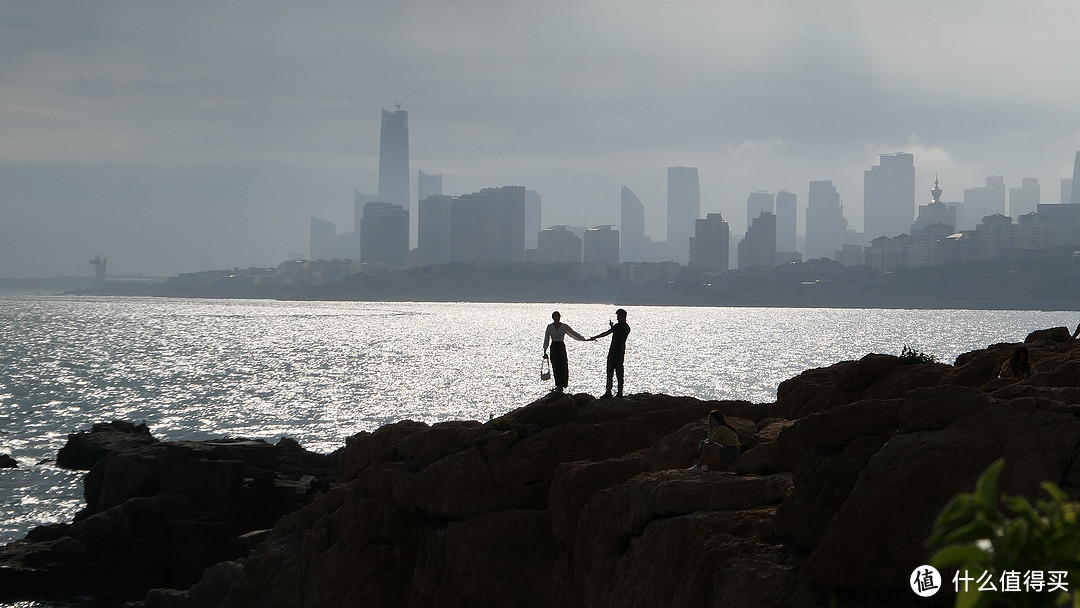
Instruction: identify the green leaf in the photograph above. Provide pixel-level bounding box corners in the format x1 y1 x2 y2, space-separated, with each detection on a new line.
955 586 998 608
929 520 996 548
936 494 977 528
1004 495 1038 521
974 459 1005 515
929 544 988 568
1042 481 1067 504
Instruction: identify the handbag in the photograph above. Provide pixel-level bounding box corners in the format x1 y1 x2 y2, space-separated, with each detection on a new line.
540 358 551 381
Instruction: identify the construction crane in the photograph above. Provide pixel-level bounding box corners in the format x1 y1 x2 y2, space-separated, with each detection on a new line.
394 88 418 110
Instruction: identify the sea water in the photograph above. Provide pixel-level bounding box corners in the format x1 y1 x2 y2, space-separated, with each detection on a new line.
1 294 1077 548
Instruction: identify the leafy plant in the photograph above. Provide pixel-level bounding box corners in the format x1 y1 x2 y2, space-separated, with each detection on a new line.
900 345 940 364
927 459 1080 607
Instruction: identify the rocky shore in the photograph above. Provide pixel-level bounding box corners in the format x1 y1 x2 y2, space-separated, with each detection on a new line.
3 327 1080 606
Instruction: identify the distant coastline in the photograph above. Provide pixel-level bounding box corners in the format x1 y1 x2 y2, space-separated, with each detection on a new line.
56 257 1080 311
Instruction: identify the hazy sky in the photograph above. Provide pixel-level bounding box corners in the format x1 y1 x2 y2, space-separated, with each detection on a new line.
3 0 1080 277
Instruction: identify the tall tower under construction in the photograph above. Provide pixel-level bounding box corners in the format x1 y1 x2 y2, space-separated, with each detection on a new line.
378 108 410 211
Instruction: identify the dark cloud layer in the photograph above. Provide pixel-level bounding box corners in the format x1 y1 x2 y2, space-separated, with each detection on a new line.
2 0 1079 276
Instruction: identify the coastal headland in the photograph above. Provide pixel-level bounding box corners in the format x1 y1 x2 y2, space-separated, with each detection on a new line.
3 327 1080 606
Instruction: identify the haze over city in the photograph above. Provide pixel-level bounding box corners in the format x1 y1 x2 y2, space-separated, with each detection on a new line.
3 0 1080 278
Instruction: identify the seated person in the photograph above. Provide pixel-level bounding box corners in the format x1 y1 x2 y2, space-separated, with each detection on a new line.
688 410 740 473
999 345 1034 379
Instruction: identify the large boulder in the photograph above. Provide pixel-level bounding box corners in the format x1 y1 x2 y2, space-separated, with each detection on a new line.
1025 326 1071 343
0 426 340 604
56 420 159 470
770 353 952 419
554 471 800 608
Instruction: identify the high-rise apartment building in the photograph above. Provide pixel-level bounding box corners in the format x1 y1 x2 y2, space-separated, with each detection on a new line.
805 180 848 261
737 211 777 270
864 153 915 241
746 192 775 231
775 189 797 253
449 186 525 264
360 202 408 268
353 190 378 260
584 225 620 264
416 170 442 250
621 186 647 262
418 170 442 202
1035 203 1080 247
525 190 542 250
417 195 453 266
537 226 582 263
688 213 730 271
1009 177 1040 217
964 177 1007 228
310 217 337 261
667 166 700 264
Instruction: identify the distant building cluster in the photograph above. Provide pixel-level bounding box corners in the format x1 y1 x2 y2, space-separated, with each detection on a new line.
306 105 1080 282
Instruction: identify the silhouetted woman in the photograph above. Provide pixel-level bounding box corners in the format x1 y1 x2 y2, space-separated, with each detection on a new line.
543 311 586 393
999 345 1034 379
688 410 741 473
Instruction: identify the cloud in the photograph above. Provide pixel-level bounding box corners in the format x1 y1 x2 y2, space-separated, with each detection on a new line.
2 0 1080 276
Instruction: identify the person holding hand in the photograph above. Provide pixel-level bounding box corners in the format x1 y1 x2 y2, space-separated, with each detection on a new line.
543 311 586 393
588 308 630 399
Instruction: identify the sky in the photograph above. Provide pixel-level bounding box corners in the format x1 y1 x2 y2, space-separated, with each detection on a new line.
2 0 1080 278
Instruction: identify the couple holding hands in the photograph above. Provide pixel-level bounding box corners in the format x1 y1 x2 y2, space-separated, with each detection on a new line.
542 309 629 399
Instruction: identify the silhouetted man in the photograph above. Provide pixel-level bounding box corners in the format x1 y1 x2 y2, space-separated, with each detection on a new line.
588 308 630 399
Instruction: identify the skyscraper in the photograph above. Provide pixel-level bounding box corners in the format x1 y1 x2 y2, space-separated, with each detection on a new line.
688 213 730 271
353 190 378 260
1072 151 1080 203
775 189 797 253
418 194 453 266
378 108 410 209
805 180 848 261
525 190 542 250
621 186 646 262
964 177 1006 228
863 153 915 241
310 217 336 261
538 226 583 263
449 186 525 264
584 225 620 264
416 170 442 252
418 169 442 202
360 202 409 268
1008 177 1040 217
746 191 775 230
667 166 700 264
737 211 777 270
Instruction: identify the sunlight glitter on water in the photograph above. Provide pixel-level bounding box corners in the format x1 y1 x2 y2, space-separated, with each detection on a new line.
2 295 1079 544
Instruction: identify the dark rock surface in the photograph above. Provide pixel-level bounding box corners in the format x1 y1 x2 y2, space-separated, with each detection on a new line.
7 328 1080 607
55 420 159 470
0 426 341 603
0 454 16 468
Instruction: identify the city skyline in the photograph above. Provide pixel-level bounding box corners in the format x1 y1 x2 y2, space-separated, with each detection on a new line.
2 1 1080 278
